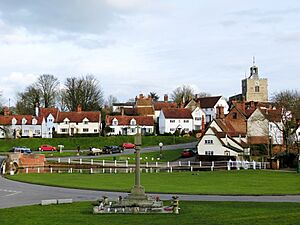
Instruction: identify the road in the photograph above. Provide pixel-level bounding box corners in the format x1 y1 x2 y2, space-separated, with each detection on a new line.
46 142 198 161
1 176 300 209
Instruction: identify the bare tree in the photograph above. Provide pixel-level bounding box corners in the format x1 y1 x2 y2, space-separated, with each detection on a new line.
15 85 41 115
105 95 118 108
34 74 59 108
271 90 300 153
197 92 211 98
171 85 195 105
62 75 104 111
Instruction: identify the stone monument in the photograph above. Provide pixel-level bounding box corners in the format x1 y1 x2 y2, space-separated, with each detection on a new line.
93 127 179 214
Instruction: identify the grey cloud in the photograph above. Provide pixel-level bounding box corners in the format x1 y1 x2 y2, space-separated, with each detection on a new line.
0 0 118 35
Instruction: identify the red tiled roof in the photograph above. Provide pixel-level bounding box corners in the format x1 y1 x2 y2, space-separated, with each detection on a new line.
154 102 177 110
137 107 155 116
106 115 154 126
39 108 59 121
197 96 221 108
162 108 192 119
0 115 42 125
214 119 247 137
57 111 100 123
260 108 282 122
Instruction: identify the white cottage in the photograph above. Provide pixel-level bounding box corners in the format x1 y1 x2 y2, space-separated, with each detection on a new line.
197 127 245 158
247 108 283 145
196 96 229 123
0 115 42 138
56 110 101 136
159 108 193 134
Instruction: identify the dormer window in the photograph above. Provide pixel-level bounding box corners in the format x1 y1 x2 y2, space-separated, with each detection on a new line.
22 118 27 125
64 118 70 125
32 118 37 125
83 118 89 125
12 118 17 125
112 118 118 126
130 119 136 126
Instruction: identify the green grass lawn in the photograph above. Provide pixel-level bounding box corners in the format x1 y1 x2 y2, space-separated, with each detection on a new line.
1 201 300 225
8 170 300 195
91 149 183 163
0 136 195 152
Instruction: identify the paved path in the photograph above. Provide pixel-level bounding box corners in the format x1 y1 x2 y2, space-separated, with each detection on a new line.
1 176 300 209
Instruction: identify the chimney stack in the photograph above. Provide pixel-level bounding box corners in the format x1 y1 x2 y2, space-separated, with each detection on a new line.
216 106 225 119
164 94 168 102
3 107 10 116
35 102 39 117
77 105 82 112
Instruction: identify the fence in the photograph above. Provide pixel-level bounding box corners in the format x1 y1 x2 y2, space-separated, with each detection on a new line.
19 159 270 174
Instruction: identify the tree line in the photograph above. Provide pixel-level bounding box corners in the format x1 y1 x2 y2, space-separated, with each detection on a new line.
15 74 104 114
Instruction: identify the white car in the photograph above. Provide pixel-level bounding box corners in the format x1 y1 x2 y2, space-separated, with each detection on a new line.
90 147 102 155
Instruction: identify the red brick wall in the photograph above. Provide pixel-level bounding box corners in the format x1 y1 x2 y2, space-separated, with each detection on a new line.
19 154 45 167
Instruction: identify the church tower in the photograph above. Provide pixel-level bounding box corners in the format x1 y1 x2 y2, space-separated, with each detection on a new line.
241 59 268 102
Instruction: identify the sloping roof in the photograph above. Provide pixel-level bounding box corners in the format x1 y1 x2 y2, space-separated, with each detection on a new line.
214 119 247 136
124 108 138 116
0 115 42 125
39 108 59 121
106 115 154 126
260 108 282 122
154 102 177 111
208 127 246 151
137 107 155 116
162 108 192 119
57 111 100 123
197 96 222 108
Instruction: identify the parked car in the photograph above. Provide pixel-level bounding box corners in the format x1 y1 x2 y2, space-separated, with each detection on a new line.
181 148 197 158
39 145 57 151
89 147 103 155
10 146 32 154
103 146 123 154
122 143 136 149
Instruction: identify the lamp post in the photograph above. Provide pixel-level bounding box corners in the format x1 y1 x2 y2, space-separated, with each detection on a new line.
159 142 163 158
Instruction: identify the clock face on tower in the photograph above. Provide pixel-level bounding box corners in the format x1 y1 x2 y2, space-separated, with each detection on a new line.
255 80 260 86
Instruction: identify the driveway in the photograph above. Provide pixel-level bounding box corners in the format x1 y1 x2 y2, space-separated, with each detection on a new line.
2 176 300 209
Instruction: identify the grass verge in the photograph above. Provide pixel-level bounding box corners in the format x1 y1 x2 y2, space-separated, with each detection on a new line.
1 201 300 225
8 170 300 195
92 149 183 163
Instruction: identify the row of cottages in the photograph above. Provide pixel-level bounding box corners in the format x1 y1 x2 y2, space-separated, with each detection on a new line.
196 101 284 160
0 106 101 138
109 94 229 135
157 95 229 135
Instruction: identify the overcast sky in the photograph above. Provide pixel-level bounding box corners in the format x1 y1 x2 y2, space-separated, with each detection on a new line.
0 0 299 106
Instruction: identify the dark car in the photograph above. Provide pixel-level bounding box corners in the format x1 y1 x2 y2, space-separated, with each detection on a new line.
103 146 123 154
10 146 32 154
181 148 197 158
